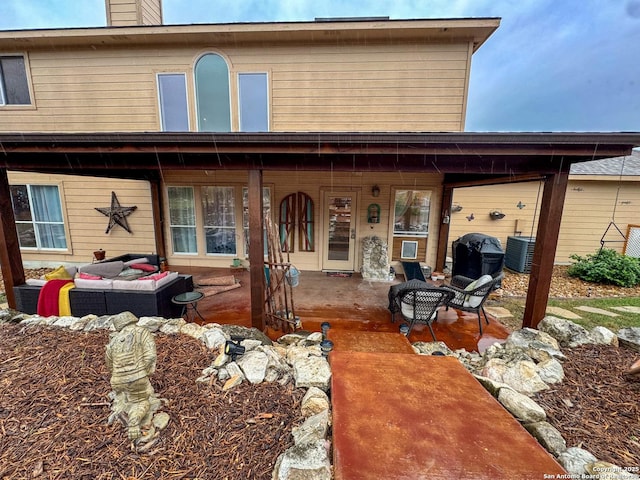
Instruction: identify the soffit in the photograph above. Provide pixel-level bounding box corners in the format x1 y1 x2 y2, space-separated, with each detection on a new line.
1 132 639 182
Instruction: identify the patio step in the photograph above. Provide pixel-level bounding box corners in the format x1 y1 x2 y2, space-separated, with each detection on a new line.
329 350 567 479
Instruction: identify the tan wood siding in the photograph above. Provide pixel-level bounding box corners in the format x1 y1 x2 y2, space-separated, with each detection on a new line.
8 171 156 266
107 0 140 26
448 178 640 265
0 41 470 133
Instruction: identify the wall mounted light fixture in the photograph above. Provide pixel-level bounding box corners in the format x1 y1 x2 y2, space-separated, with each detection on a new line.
490 210 506 220
451 204 463 213
372 185 380 197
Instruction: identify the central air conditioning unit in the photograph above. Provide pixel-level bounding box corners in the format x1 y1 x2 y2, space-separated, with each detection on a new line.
505 236 535 273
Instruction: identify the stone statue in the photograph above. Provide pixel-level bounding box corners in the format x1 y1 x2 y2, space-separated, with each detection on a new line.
105 311 159 442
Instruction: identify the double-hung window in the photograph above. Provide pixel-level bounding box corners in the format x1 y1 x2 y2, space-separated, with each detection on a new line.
202 186 236 255
238 73 269 132
10 185 67 249
0 55 31 105
157 73 189 131
393 190 431 237
168 186 197 254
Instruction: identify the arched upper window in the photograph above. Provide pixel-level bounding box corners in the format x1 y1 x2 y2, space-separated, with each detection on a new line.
194 53 231 132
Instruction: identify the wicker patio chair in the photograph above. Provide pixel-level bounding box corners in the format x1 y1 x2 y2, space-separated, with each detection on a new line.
440 273 504 335
397 287 454 340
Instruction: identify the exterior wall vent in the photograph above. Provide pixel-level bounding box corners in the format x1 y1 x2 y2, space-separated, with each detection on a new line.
505 236 536 273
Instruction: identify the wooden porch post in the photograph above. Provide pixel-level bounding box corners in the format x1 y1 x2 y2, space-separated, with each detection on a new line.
248 169 265 330
149 179 167 260
436 185 454 271
522 171 569 328
0 168 25 308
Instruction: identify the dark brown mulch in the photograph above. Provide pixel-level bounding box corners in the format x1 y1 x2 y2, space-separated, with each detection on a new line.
0 324 304 480
535 343 640 467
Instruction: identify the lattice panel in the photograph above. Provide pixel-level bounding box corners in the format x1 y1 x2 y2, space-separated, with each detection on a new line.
624 224 640 258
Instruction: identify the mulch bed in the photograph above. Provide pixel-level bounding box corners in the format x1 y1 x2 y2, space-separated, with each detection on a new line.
0 324 304 480
535 343 640 467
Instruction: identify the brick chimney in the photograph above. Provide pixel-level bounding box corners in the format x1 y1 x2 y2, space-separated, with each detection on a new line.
105 0 163 26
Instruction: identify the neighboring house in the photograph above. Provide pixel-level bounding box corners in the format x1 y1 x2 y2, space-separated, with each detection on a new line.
447 149 640 264
1 0 638 328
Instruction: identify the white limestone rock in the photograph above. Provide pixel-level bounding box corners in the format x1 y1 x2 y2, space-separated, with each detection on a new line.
617 327 640 353
497 388 546 423
137 316 165 332
272 440 332 480
480 358 549 395
589 326 619 346
180 322 205 341
301 387 330 417
536 358 565 385
538 316 593 348
236 350 269 384
523 421 567 457
292 410 330 446
159 318 186 335
202 327 227 350
557 447 598 475
293 356 331 391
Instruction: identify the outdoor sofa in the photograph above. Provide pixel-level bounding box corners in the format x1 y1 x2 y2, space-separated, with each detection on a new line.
13 253 193 319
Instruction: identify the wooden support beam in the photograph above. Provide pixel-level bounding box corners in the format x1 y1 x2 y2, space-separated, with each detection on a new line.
149 179 167 260
0 168 25 307
436 185 453 271
248 169 265 331
522 171 569 328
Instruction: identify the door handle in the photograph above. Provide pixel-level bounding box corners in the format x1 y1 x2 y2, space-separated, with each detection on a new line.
351 228 356 239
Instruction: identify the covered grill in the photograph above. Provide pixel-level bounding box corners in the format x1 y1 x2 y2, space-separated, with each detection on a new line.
451 233 505 282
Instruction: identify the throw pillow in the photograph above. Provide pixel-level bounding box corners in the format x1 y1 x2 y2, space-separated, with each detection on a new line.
45 265 73 281
129 263 157 272
139 271 168 281
79 272 102 280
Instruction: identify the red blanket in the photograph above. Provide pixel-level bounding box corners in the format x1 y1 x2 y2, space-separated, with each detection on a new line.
37 279 74 317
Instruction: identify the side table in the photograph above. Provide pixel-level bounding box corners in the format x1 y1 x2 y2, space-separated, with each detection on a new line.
172 291 205 322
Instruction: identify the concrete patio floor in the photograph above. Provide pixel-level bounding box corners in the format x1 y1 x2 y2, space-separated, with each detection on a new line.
179 267 512 353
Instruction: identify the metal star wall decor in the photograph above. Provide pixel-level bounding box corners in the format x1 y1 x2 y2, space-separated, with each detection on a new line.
95 191 137 234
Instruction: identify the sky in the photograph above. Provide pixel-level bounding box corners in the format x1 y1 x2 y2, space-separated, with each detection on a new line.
1 0 639 132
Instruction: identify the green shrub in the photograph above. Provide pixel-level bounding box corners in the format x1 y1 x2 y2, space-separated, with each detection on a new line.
567 248 640 287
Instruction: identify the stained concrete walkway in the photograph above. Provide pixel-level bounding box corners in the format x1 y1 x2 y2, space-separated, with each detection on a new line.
328 332 567 480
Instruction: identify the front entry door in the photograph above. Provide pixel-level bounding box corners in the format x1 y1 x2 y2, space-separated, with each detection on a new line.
323 191 358 271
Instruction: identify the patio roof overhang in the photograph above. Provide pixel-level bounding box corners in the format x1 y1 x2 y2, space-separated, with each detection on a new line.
1 131 639 332
1 131 638 181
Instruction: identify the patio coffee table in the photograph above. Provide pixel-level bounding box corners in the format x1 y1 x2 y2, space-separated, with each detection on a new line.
172 291 205 322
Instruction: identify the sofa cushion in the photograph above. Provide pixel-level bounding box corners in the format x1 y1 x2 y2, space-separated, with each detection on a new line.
112 272 178 291
79 261 124 279
26 278 47 287
74 278 114 290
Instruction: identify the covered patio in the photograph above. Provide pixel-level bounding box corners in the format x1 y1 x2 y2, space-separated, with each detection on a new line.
1 131 639 337
183 266 512 352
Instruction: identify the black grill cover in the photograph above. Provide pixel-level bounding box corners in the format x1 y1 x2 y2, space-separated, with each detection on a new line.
452 233 505 280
